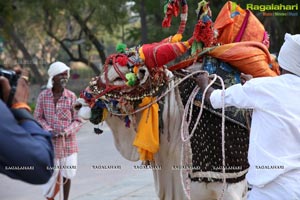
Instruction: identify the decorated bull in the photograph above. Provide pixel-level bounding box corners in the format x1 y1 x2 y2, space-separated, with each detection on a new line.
75 1 279 199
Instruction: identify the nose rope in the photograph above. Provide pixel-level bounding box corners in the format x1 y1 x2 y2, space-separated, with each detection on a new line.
108 70 206 116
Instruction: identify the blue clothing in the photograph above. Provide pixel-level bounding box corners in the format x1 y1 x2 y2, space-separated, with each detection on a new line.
0 100 54 184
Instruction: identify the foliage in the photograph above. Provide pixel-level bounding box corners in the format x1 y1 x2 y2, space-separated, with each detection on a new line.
0 0 131 83
126 0 299 54
0 0 299 85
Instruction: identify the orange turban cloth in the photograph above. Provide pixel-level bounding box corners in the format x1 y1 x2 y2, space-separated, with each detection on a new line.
208 41 280 77
214 1 269 47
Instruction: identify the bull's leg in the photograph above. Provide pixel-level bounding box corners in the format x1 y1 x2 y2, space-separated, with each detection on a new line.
191 180 248 200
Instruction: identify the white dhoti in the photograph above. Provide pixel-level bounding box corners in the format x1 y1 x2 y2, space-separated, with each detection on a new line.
42 153 77 198
248 169 300 200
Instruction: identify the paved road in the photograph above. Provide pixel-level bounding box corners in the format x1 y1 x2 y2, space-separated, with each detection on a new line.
0 122 158 200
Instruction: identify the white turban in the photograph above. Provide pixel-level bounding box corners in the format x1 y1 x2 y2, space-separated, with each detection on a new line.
47 61 70 88
278 33 300 76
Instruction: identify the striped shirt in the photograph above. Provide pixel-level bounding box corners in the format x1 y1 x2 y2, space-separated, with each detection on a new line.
34 88 83 158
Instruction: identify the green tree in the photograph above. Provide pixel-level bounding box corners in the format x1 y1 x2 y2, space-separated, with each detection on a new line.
0 0 45 82
128 0 299 53
42 0 129 74
0 0 130 83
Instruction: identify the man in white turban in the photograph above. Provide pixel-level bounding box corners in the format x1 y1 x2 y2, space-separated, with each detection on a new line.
34 61 83 200
47 61 70 89
195 33 300 200
278 33 300 76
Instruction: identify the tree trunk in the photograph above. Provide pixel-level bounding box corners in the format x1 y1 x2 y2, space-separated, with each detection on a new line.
11 31 44 82
0 17 45 83
139 0 148 44
46 29 101 75
72 13 106 66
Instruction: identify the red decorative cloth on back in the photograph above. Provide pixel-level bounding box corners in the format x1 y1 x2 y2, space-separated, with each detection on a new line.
141 42 189 69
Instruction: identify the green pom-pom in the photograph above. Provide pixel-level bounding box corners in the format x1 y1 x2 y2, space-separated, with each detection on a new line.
116 43 127 53
163 0 171 14
125 72 137 86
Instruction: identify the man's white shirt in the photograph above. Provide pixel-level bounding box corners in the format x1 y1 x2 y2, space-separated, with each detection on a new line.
210 74 300 187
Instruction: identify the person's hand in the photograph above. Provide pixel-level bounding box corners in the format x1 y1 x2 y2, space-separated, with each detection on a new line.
240 73 253 85
0 69 29 104
194 72 214 105
50 131 60 137
195 72 210 92
0 76 11 102
51 130 68 137
59 131 68 137
13 69 30 104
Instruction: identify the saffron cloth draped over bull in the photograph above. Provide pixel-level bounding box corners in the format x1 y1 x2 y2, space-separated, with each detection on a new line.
76 1 279 199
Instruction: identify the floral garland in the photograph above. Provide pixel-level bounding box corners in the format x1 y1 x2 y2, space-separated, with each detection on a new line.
193 20 216 48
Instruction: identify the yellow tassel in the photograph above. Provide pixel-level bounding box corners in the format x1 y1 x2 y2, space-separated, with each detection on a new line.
139 47 145 61
171 33 183 43
183 41 191 49
133 66 139 74
101 108 108 122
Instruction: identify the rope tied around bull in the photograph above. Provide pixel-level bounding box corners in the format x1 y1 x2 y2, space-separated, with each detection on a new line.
106 69 201 116
180 70 227 200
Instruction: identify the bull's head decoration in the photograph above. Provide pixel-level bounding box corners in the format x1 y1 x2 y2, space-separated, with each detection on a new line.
88 39 192 104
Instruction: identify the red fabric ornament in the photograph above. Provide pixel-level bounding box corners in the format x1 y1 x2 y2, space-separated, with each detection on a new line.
162 0 180 28
141 42 188 69
162 15 172 28
116 55 128 66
